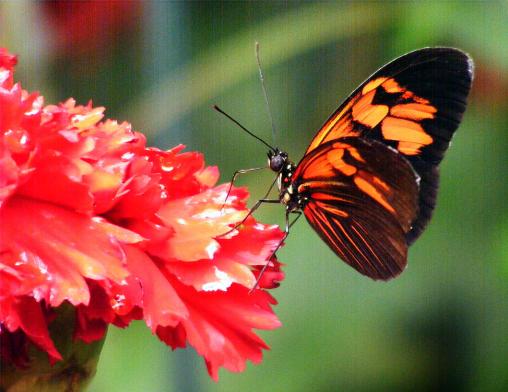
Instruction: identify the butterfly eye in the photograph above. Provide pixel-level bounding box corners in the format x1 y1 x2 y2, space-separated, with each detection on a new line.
269 154 285 172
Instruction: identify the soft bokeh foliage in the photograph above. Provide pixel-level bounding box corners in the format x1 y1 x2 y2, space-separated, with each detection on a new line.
1 1 507 391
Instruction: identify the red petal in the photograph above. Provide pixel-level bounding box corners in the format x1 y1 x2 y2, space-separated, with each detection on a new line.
147 147 212 199
0 198 140 306
0 329 31 368
0 142 19 206
165 276 280 381
216 218 284 267
17 166 94 212
0 48 17 71
165 259 255 291
152 185 248 262
0 83 37 133
253 257 285 289
164 217 284 291
0 297 62 363
74 281 112 343
124 246 188 330
156 323 186 350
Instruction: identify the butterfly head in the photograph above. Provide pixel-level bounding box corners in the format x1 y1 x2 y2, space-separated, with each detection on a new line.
267 148 288 173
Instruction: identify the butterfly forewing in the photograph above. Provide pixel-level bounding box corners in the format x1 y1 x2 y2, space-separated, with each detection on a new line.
306 48 472 157
296 138 419 279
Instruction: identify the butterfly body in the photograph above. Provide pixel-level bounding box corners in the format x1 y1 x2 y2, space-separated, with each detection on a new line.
267 150 302 212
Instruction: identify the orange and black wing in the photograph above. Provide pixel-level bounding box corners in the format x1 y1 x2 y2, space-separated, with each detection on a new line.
295 137 419 279
304 48 473 243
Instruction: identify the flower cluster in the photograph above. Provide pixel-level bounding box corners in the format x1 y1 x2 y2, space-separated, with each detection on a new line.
41 1 143 57
0 48 284 380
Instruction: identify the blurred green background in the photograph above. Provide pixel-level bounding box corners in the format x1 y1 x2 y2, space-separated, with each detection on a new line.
2 1 507 391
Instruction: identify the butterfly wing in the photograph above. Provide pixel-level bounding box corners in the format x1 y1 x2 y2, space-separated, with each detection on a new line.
295 137 419 279
305 48 473 243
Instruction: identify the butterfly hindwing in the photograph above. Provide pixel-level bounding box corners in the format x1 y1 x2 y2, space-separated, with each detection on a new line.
304 48 473 243
296 137 419 279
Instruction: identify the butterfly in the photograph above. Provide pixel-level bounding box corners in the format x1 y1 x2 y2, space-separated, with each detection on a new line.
219 47 474 281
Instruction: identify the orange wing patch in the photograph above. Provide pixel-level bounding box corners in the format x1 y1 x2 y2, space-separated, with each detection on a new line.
313 197 349 218
306 76 438 157
352 90 389 128
300 143 397 217
381 117 433 155
382 78 406 94
376 78 437 155
326 148 357 176
381 117 432 143
362 77 387 95
390 103 436 120
298 181 348 194
354 173 395 214
306 99 358 153
299 152 337 179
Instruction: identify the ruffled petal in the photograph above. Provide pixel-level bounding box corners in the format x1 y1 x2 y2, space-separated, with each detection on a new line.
164 218 283 290
124 246 188 330
161 276 281 381
0 198 140 306
152 185 248 262
0 297 62 364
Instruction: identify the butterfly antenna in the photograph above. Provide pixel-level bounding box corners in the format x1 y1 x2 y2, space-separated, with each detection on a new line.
213 105 276 152
255 42 277 145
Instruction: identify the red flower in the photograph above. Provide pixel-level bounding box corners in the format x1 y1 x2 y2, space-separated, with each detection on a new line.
40 1 143 57
0 48 285 381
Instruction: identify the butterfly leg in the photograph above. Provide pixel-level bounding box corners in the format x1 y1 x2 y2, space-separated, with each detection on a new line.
222 167 267 208
266 209 301 259
288 210 302 229
250 209 302 292
219 172 281 237
217 197 280 239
